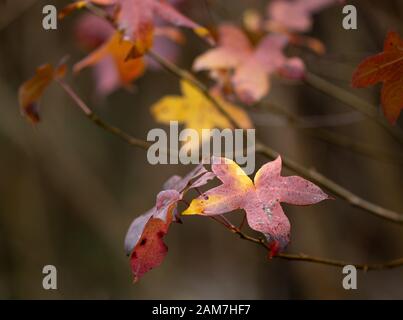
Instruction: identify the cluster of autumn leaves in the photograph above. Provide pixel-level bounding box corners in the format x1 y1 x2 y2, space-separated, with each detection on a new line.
18 0 402 281
125 157 329 282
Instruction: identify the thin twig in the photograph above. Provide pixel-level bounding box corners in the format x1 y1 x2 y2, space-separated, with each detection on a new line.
305 71 403 146
209 216 231 228
309 129 403 166
218 214 234 228
210 215 403 271
56 79 151 151
263 103 403 166
85 2 119 28
277 253 403 271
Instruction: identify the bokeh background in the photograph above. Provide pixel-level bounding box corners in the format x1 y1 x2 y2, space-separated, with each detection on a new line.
0 0 402 299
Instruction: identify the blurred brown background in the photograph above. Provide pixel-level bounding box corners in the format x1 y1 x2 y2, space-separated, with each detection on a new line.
0 0 402 299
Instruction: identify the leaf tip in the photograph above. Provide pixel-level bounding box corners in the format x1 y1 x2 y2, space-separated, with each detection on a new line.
21 103 41 124
181 209 198 216
182 200 204 216
194 27 215 46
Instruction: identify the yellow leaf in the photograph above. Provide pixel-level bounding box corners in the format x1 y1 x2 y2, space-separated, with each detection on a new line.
182 157 254 216
151 80 253 150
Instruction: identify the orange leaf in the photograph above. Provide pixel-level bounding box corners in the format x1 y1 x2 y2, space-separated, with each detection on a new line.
18 64 65 123
74 32 145 90
352 31 403 124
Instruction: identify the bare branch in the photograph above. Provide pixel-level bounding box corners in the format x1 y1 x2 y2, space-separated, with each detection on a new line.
261 103 403 166
305 71 403 146
211 215 403 271
56 79 152 151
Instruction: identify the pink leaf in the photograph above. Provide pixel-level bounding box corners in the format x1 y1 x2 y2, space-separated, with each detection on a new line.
193 25 305 104
183 157 329 256
254 157 329 206
267 0 344 33
116 0 212 56
193 24 252 71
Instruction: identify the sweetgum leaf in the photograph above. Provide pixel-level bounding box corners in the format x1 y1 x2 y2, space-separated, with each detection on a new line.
151 80 253 151
183 157 329 256
193 24 305 104
130 190 181 282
